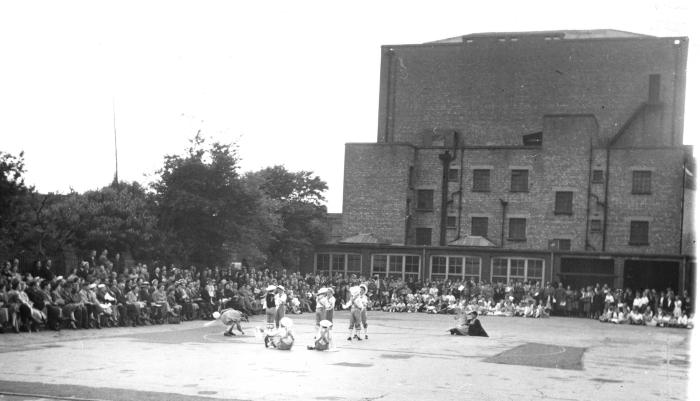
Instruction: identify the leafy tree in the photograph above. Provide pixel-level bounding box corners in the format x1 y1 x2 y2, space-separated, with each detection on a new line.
0 151 33 258
152 134 258 266
246 165 328 269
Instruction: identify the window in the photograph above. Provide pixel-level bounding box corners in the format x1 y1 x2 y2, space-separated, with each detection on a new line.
522 132 542 146
629 221 649 245
416 228 432 245
471 217 488 237
316 253 362 275
649 74 660 103
550 239 571 251
408 166 415 189
592 170 604 183
430 256 481 282
472 169 491 192
371 254 421 280
508 218 526 241
446 215 457 228
632 171 652 194
347 254 361 273
510 169 529 192
371 254 387 277
404 256 420 281
554 191 573 215
431 256 447 280
448 168 459 182
316 254 330 274
590 219 602 233
417 190 434 210
491 257 545 283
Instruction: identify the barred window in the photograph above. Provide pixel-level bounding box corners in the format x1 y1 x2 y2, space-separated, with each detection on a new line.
446 215 457 228
448 168 459 182
629 221 649 245
510 169 529 192
554 191 573 215
472 169 491 192
590 219 602 233
551 239 571 251
471 217 488 237
316 254 330 273
508 218 527 241
632 171 652 194
592 170 604 183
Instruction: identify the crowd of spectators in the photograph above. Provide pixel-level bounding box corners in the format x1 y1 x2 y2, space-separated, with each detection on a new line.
0 250 694 333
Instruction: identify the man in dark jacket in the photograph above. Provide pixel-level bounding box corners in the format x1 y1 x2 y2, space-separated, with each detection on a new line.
449 310 488 337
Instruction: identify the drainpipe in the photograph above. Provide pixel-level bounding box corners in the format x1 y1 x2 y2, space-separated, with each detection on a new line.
679 159 687 254
455 148 465 241
602 146 610 252
438 132 458 246
499 198 508 247
584 138 593 250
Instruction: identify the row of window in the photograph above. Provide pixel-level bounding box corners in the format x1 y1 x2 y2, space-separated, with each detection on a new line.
417 169 653 200
315 253 546 283
413 219 650 246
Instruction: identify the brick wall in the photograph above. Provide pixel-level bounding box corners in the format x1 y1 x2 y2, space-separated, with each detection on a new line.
378 36 687 148
342 143 414 244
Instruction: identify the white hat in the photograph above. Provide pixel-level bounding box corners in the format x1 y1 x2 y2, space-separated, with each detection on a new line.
213 311 221 319
319 319 333 328
98 284 106 289
360 284 368 292
349 286 361 296
88 283 97 289
317 287 327 295
266 285 276 291
458 285 465 291
277 285 285 291
280 317 293 328
326 287 334 294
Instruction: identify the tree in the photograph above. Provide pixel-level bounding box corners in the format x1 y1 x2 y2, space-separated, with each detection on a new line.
152 133 258 266
0 151 33 258
245 165 328 269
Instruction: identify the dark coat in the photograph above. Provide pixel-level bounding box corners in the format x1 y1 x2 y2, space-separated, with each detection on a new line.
467 317 489 337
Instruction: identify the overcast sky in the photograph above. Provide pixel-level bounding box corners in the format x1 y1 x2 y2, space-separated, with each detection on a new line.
0 0 696 213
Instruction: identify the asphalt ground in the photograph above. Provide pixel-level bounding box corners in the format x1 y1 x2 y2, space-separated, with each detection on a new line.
0 311 696 401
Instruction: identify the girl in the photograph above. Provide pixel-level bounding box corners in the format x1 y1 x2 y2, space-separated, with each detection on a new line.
214 308 246 336
265 316 294 350
262 285 277 333
274 285 287 329
314 287 329 339
325 287 336 322
307 319 333 351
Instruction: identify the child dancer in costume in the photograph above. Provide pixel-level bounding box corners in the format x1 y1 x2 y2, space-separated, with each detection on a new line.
325 287 336 323
213 308 246 336
344 284 369 341
314 287 328 339
263 285 277 333
307 319 333 351
264 316 295 350
274 285 287 329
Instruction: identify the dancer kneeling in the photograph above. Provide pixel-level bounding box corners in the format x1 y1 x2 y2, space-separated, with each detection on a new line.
214 308 247 336
449 309 488 337
307 319 333 351
264 316 295 350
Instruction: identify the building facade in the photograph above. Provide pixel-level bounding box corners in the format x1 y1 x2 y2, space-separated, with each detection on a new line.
313 30 694 293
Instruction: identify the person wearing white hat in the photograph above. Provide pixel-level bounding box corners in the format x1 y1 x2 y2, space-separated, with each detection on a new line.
325 287 336 323
263 285 277 333
344 284 369 341
274 285 287 329
314 287 329 339
264 316 294 350
358 284 369 339
214 308 246 336
307 319 332 351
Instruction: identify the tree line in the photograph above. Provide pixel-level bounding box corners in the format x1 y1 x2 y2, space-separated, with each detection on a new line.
0 133 328 271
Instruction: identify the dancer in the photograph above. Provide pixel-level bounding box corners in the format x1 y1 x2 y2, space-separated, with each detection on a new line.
359 284 369 339
213 308 247 336
264 316 295 350
307 319 333 351
448 309 488 337
263 285 277 333
274 285 287 329
314 287 328 339
345 284 369 341
325 287 336 323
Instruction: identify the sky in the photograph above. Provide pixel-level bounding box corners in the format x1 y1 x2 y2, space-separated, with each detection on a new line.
0 0 697 214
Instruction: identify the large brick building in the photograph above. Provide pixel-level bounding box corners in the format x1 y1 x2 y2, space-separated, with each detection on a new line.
313 30 695 293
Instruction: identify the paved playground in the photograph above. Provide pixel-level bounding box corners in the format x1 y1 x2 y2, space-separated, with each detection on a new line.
0 311 695 401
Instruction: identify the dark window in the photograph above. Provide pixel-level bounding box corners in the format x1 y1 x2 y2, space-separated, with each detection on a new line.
632 171 652 194
592 170 604 183
316 254 330 273
471 217 488 237
408 166 414 189
448 168 459 182
446 215 457 228
550 239 571 251
417 190 434 210
629 221 649 245
508 218 526 241
511 170 529 192
522 132 542 146
590 219 602 232
649 74 660 103
416 228 432 245
472 169 491 192
554 191 573 215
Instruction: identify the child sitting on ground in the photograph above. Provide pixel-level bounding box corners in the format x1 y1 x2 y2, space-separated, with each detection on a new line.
307 319 333 351
264 316 294 350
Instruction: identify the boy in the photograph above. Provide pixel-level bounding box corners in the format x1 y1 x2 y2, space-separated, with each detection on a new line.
449 310 489 337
